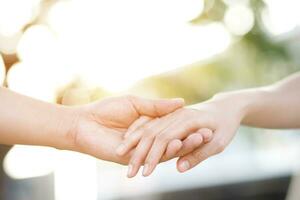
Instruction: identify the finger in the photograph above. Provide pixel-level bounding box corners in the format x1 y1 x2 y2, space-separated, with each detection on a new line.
124 116 152 139
179 133 204 156
176 128 213 157
127 116 177 177
176 134 225 173
161 134 202 162
115 124 149 156
127 96 185 117
128 116 179 177
161 128 213 161
127 137 154 178
116 117 166 156
142 119 197 176
163 139 183 161
199 128 214 143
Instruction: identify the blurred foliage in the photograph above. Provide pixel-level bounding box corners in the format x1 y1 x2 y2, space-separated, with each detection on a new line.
130 0 300 105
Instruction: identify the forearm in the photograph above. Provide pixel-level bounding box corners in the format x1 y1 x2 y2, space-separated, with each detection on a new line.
242 73 300 128
0 87 77 149
212 73 300 129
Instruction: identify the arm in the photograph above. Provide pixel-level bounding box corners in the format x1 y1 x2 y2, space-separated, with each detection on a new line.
0 87 75 149
175 72 300 172
0 87 184 165
119 72 300 175
239 72 300 128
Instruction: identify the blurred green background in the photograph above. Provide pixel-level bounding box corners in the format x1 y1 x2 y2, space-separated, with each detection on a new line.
0 0 300 200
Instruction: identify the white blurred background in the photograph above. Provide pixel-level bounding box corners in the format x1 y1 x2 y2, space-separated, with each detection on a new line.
1 0 300 200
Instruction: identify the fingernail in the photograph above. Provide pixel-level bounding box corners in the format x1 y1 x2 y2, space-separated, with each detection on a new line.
116 144 126 156
127 165 133 178
142 164 150 177
179 161 190 172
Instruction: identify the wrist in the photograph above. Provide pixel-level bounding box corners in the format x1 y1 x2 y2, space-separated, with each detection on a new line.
51 105 82 151
211 88 269 124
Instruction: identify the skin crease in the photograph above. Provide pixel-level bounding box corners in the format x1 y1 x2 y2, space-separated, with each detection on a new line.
1 72 299 177
0 87 210 166
68 96 212 165
120 72 300 177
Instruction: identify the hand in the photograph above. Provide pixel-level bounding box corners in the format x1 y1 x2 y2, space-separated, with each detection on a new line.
119 93 244 176
117 107 215 177
67 95 185 164
121 116 213 162
123 115 213 177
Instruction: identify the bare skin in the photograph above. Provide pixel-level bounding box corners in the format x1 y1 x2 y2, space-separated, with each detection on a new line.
119 72 300 177
0 87 211 165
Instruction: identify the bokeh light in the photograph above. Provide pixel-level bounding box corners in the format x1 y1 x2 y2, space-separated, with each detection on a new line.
0 1 300 199
46 0 228 92
262 0 300 36
224 5 254 36
0 0 42 37
17 25 58 62
0 32 22 54
7 62 57 102
3 145 56 179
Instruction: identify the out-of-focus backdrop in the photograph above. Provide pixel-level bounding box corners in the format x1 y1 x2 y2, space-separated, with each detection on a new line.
0 0 300 200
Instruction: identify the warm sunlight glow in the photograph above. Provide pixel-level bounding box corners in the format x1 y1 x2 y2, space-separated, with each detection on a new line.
46 0 229 92
7 25 74 102
17 25 58 63
262 0 300 36
3 145 56 179
7 62 58 102
224 5 254 36
0 32 22 54
0 0 41 36
0 54 5 85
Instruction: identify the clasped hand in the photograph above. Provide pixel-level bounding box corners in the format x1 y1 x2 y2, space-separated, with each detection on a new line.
70 95 241 178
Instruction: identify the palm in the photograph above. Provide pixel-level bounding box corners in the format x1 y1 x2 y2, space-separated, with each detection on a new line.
87 96 140 129
71 96 184 164
75 119 130 164
73 97 139 164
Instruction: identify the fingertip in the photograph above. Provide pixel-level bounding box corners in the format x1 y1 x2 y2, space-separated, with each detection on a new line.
199 129 213 143
169 139 183 151
127 164 140 178
142 163 151 177
191 134 204 143
142 163 156 177
127 164 134 178
177 159 190 173
165 139 183 160
184 133 203 147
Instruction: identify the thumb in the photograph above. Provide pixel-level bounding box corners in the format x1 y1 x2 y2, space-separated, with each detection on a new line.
128 96 185 117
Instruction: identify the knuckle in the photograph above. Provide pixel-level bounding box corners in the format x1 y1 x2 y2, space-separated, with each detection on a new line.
192 150 208 161
143 134 155 142
130 159 139 166
142 126 154 136
156 133 169 142
145 156 155 165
